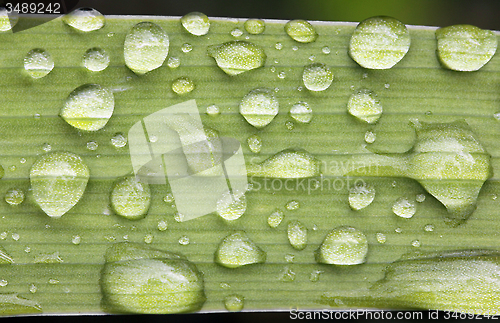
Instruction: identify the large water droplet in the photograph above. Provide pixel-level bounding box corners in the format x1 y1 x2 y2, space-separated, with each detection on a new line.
239 88 278 128
24 49 54 79
224 294 244 312
30 151 89 218
101 242 206 314
436 24 497 71
349 16 410 69
248 149 320 178
110 176 151 220
247 134 262 153
62 8 105 32
83 48 109 72
348 182 375 210
208 40 266 75
267 208 284 228
214 232 266 268
347 89 382 124
171 77 195 95
124 22 169 75
287 220 307 250
244 19 265 35
216 191 246 221
315 226 368 265
285 20 317 43
302 63 333 91
181 12 210 36
4 188 24 206
290 101 313 123
392 197 416 218
60 84 115 131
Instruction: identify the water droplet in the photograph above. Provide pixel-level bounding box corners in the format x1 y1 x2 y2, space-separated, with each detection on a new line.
124 22 169 75
157 220 168 231
278 266 296 282
309 270 323 282
34 252 63 264
29 284 37 294
285 121 294 130
111 133 127 148
4 189 24 206
20 158 26 164
322 46 331 54
424 224 435 232
0 7 17 31
167 57 180 70
0 280 7 287
285 20 318 43
110 176 151 221
308 55 316 62
231 28 243 37
384 83 390 89
411 240 421 248
215 232 266 268
416 194 426 203
163 193 174 203
206 104 220 116
224 294 244 312
42 143 51 152
349 16 410 69
216 190 246 221
244 19 265 34
348 182 375 210
267 209 284 228
83 47 109 72
494 112 500 121
239 88 278 128
171 76 195 95
285 254 295 263
181 12 210 36
181 43 193 53
436 24 497 71
247 134 262 153
30 152 89 218
287 220 308 250
392 197 416 218
72 235 81 245
292 46 299 51
249 149 320 178
107 32 114 37
86 140 98 151
144 234 153 244
60 84 115 131
8 165 15 172
11 233 19 241
347 89 383 124
220 282 230 289
208 40 266 75
315 226 368 265
177 235 189 245
24 49 54 79
395 227 402 233
285 200 300 210
49 278 60 285
302 63 333 91
275 42 283 50
62 8 104 32
290 101 313 123
277 71 286 79
364 131 376 144
0 232 6 240
376 232 387 244
174 212 183 222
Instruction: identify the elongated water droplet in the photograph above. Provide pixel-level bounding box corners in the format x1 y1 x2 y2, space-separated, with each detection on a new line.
285 200 300 210
63 8 104 32
0 294 41 314
181 12 210 36
267 208 284 228
348 182 375 210
436 24 497 71
349 16 410 69
110 176 151 220
171 77 195 95
244 19 265 34
34 252 63 264
290 101 313 123
364 131 376 144
322 46 331 54
285 20 317 43
214 232 266 268
4 189 24 206
248 149 320 178
302 63 333 91
83 48 109 72
124 22 169 75
239 88 278 128
24 49 54 79
287 220 307 250
392 197 416 218
216 191 246 221
315 226 368 265
224 295 244 312
101 242 206 314
30 152 89 218
111 133 127 148
60 84 115 131
247 134 262 153
208 40 266 75
347 89 382 124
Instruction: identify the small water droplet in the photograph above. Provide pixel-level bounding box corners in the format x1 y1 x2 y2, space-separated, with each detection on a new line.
172 76 195 95
86 140 98 151
287 220 308 250
285 254 295 263
163 193 174 203
411 240 421 248
392 197 416 218
384 83 390 89
424 224 435 232
0 232 6 240
220 282 231 289
107 32 114 37
25 247 31 253
494 112 500 121
302 63 333 91
29 284 37 293
416 194 426 203
267 208 284 228
181 12 210 36
231 28 243 37
285 20 317 43
34 252 63 263
395 227 402 233
5 189 24 206
292 46 299 51
111 133 127 148
8 165 15 172
48 278 59 285
206 104 220 116
348 182 375 210
11 233 18 241
216 191 246 221
322 46 331 54
364 131 376 143
278 266 296 282
110 176 151 220
72 235 81 245
24 49 54 79
157 220 168 231
34 113 41 119
277 71 286 79
62 8 104 32
181 43 193 53
144 234 153 244
347 89 383 124
208 40 266 75
285 200 300 210
20 158 26 164
174 212 183 222
309 270 323 282
247 134 262 153
285 121 294 130
178 236 190 245
376 232 387 244
215 232 266 268
239 88 279 128
315 226 368 265
308 55 316 62
244 19 265 34
290 101 313 123
0 280 8 287
224 294 244 312
83 47 109 72
275 42 283 50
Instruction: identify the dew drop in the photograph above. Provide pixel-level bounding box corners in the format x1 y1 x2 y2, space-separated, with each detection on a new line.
285 121 294 130
60 84 115 131
0 280 7 287
29 284 37 294
4 189 24 206
124 22 169 75
208 40 266 75
157 220 168 231
24 49 54 79
244 19 265 35
290 101 313 123
181 12 210 36
216 191 246 221
349 16 410 69
315 226 368 265
277 71 286 79
30 152 89 218
247 134 262 153
424 224 435 232
166 57 180 69
86 140 98 151
395 227 402 233
285 200 300 210
20 158 26 164
172 76 195 95
144 234 153 244
239 88 278 128
287 220 308 250
111 133 127 148
416 194 426 203
494 112 500 121
364 131 376 143
174 212 183 222
275 42 283 50
224 295 244 312
278 266 296 282
348 182 375 210
83 47 109 72
206 104 220 116
322 46 331 54
267 209 284 228
376 232 387 244
302 63 333 91
347 89 383 124
285 20 318 43
181 43 193 53
34 252 63 264
231 28 243 37
411 240 421 248
72 235 81 245
11 233 19 241
62 8 104 32
215 232 266 268
110 176 151 220
392 197 416 218
248 149 320 178
163 193 174 203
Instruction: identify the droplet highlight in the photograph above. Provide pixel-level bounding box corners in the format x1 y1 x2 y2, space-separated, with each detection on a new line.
247 134 262 153
244 19 265 35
